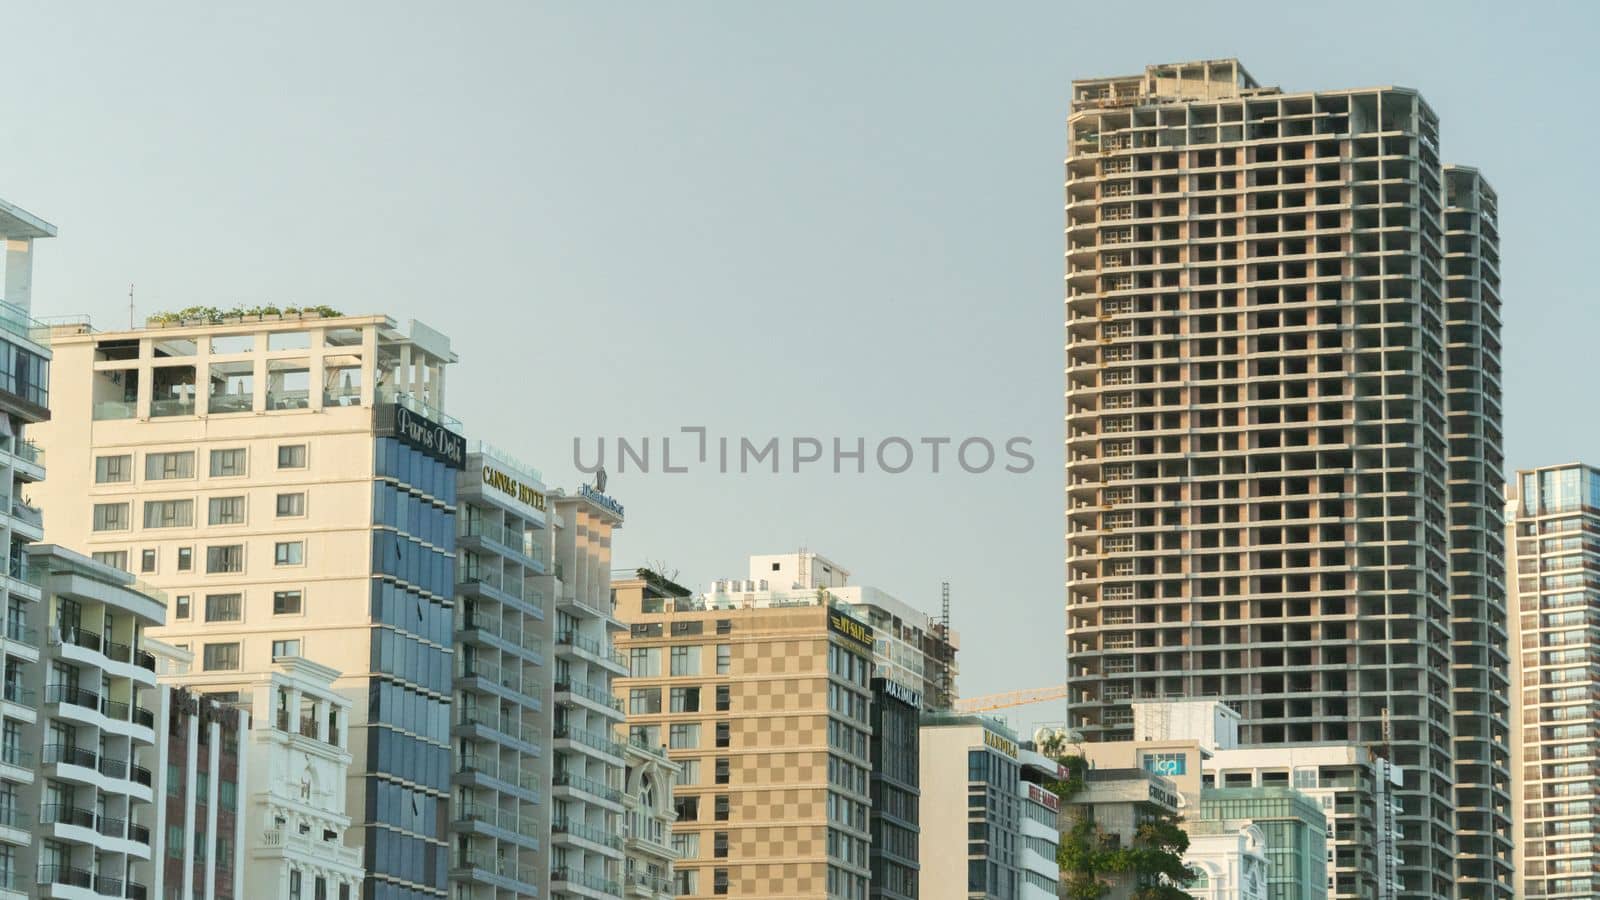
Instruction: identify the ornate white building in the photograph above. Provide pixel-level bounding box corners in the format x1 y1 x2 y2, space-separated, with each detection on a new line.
241 657 363 899
1186 821 1269 900
622 741 678 899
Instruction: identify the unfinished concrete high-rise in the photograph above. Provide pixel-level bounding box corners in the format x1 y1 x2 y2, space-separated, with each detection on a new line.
1063 60 1510 898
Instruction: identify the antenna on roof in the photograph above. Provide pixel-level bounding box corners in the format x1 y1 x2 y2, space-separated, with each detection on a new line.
128 284 135 329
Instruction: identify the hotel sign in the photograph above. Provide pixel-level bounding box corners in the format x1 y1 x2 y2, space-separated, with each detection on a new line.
387 404 465 468
1027 783 1060 813
579 483 625 520
482 465 546 512
878 678 922 710
983 729 1018 759
828 610 875 657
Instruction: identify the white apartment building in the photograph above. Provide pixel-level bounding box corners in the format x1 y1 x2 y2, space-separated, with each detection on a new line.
240 656 363 900
1064 59 1510 896
1184 820 1269 900
451 446 554 899
0 195 53 898
31 313 465 900
711 552 959 707
622 740 679 900
549 488 628 900
919 714 1061 900
27 544 165 900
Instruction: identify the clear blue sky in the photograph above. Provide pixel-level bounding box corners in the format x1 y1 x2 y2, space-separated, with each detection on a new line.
2 2 1593 732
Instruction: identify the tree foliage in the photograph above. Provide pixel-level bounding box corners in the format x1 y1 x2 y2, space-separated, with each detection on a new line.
148 304 342 324
1050 754 1197 900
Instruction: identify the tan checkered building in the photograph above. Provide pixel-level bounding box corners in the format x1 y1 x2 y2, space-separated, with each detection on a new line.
613 571 875 899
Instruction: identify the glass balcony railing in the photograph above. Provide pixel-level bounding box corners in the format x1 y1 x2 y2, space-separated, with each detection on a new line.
150 398 195 418
208 393 253 414
553 722 624 757
377 386 461 429
552 817 623 849
550 867 620 896
93 400 136 421
555 679 623 712
552 770 621 803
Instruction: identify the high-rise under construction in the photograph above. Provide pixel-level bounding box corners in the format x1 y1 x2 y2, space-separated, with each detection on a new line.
1063 59 1510 898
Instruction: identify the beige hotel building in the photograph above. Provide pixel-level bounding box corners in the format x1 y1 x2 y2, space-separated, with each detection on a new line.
30 313 465 900
613 564 876 900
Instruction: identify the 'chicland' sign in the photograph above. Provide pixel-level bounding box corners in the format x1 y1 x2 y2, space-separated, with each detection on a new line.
482 465 546 512
389 403 466 468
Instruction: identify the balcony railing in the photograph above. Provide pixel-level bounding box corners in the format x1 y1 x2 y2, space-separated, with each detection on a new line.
552 817 623 849
552 769 621 803
4 618 36 648
454 801 541 836
554 722 624 757
458 754 543 794
551 867 621 896
39 865 94 889
43 743 98 769
627 871 674 894
0 743 31 768
556 679 623 711
456 709 542 746
2 682 34 709
0 805 30 830
39 803 97 829
456 850 536 886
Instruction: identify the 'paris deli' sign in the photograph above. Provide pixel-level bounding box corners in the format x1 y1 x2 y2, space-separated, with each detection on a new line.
387 403 466 468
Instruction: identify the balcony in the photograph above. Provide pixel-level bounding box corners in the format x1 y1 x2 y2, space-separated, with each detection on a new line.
554 722 625 758
553 817 623 850
4 618 36 649
260 828 363 867
1 683 33 710
453 801 541 839
625 871 674 895
453 850 539 888
456 754 543 796
553 769 622 804
455 708 543 747
556 679 624 712
551 867 622 896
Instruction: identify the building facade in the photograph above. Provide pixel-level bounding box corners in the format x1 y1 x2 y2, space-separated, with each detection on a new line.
1185 820 1269 900
239 657 363 900
613 574 875 899
867 678 918 900
1199 788 1328 900
0 196 53 899
741 553 958 708
548 489 628 900
27 544 166 899
1062 58 1511 896
1509 464 1600 898
918 714 1060 900
160 682 247 900
451 446 553 900
622 740 679 899
30 314 464 900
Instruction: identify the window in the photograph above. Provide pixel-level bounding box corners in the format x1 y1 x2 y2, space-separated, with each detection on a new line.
274 590 303 615
714 795 730 822
275 541 304 566
715 757 730 785
276 492 306 517
715 721 731 749
91 550 128 570
143 499 194 528
278 444 307 468
630 647 661 677
206 545 244 573
674 796 698 821
670 645 699 676
289 869 303 900
716 644 732 674
203 643 241 671
668 723 700 749
205 594 242 622
177 547 193 571
92 503 129 531
208 496 246 525
714 868 730 896
94 455 131 483
174 595 191 620
714 831 730 858
630 688 662 715
145 451 195 480
140 549 157 573
209 448 247 477
716 684 731 712
272 639 301 658
679 759 701 786
671 687 701 713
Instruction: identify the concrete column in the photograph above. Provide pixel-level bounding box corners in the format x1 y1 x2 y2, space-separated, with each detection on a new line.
205 718 221 900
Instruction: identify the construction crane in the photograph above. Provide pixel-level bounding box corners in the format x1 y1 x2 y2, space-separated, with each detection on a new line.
953 685 1069 714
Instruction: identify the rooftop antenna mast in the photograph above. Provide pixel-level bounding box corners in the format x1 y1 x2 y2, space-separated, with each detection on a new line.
128 284 135 329
940 581 952 706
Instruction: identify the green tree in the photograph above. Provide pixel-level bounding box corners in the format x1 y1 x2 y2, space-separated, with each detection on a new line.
1049 754 1196 900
